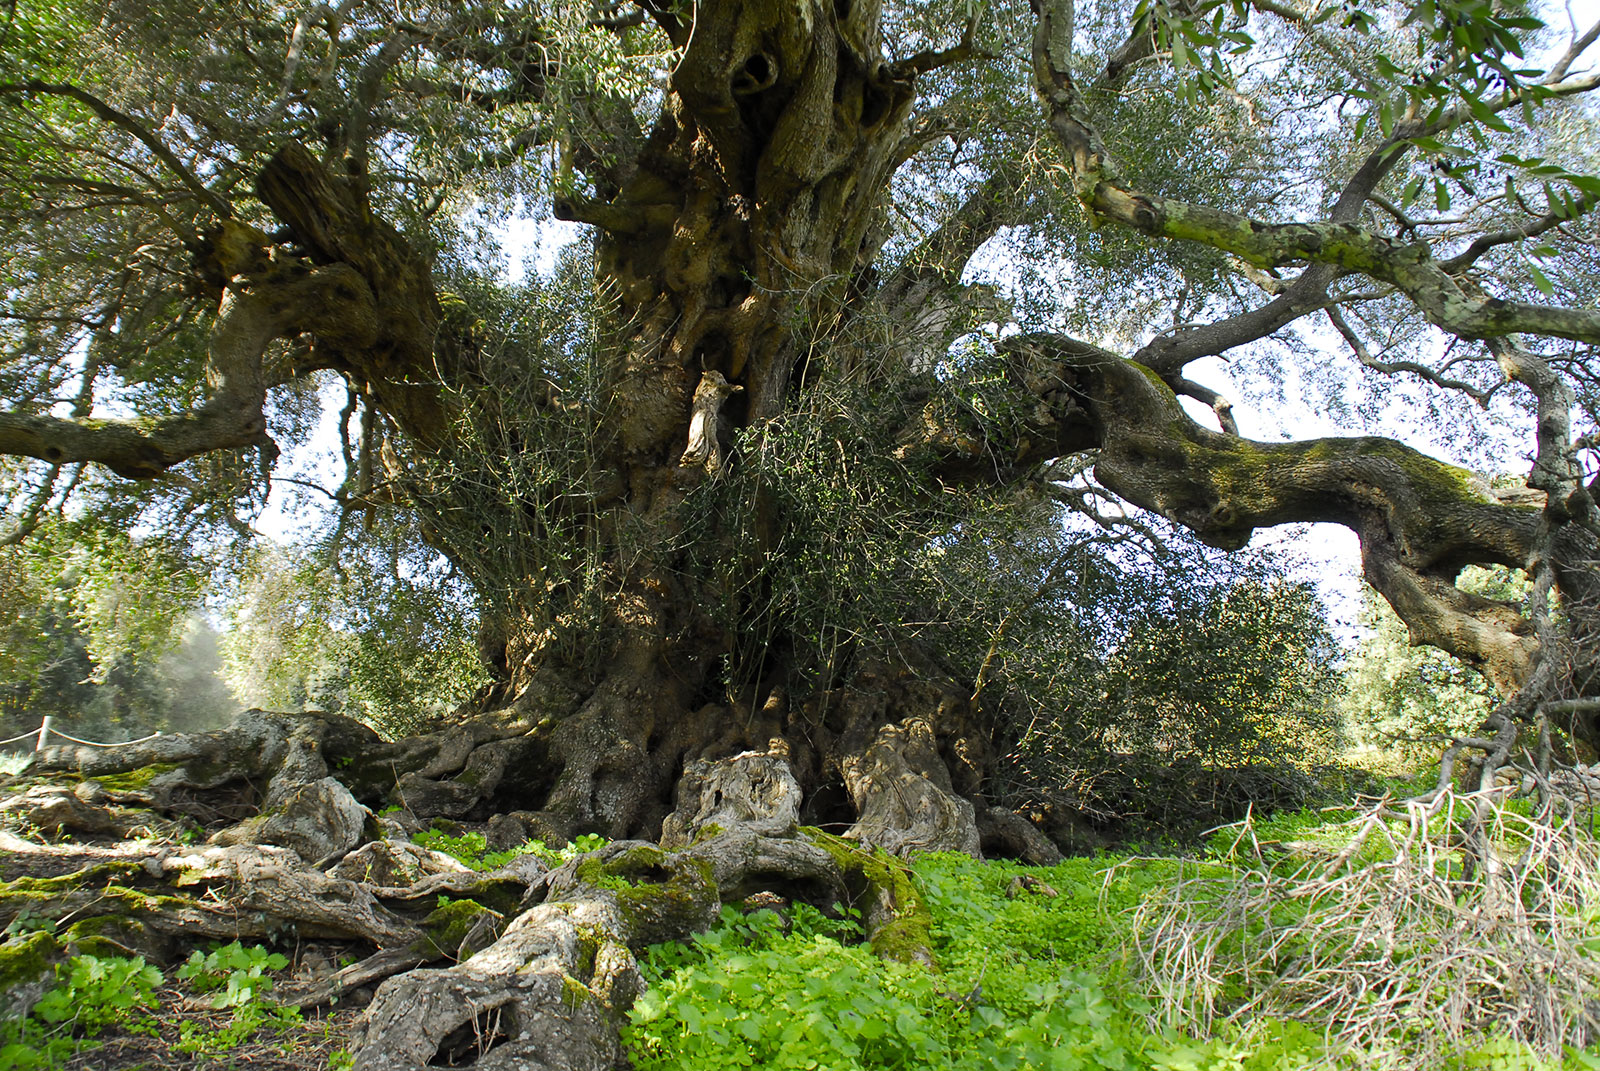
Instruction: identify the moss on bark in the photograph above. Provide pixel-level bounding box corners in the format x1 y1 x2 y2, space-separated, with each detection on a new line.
803 828 936 967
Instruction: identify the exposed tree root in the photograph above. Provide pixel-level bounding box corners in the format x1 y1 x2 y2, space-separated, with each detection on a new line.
353 900 640 1071
280 946 435 1011
839 716 981 856
1 715 1001 1068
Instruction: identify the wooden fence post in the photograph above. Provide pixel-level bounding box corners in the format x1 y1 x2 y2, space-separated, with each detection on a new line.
34 715 52 752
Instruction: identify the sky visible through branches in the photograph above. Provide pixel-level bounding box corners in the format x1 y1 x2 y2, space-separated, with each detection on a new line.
246 0 1600 646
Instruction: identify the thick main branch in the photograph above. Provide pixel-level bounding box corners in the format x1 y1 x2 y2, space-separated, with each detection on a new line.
0 244 376 479
904 333 1546 692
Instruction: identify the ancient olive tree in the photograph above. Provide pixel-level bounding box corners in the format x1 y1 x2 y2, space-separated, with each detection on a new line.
2 0 1598 1065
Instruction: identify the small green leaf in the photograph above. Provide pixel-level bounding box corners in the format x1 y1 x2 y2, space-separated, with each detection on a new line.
1528 263 1554 297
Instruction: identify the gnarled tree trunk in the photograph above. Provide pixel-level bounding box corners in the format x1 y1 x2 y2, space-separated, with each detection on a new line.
4 0 1598 1066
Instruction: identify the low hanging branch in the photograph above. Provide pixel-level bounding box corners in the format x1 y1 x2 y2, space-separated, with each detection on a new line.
0 245 378 479
1022 0 1600 747
894 329 1548 702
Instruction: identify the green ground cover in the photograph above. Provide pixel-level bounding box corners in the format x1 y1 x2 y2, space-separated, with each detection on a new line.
628 797 1600 1071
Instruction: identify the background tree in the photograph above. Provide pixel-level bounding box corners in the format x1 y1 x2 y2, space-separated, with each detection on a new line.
1339 575 1507 763
220 539 486 738
0 521 233 740
981 534 1345 841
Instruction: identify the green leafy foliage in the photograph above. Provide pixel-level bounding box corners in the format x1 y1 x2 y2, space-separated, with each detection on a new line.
992 536 1348 837
1 912 57 939
0 942 308 1067
411 825 607 871
683 361 1345 838
1133 0 1256 105
629 804 1600 1071
221 540 487 738
0 953 163 1069
0 518 234 740
1339 574 1509 761
915 852 1173 991
628 903 960 1071
176 941 288 1006
626 851 1326 1071
682 370 990 700
172 942 301 1055
1102 574 1345 768
30 953 163 1036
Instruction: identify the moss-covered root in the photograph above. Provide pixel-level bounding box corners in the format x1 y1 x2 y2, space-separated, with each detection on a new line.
803 828 937 968
0 930 62 1021
0 861 197 948
353 898 633 1071
413 898 505 962
60 914 165 961
352 841 722 1071
0 847 423 952
557 841 721 947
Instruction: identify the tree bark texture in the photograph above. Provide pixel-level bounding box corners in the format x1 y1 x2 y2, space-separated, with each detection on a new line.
5 1 1600 1063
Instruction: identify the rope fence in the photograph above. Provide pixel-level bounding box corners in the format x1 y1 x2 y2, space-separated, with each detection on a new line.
0 716 161 752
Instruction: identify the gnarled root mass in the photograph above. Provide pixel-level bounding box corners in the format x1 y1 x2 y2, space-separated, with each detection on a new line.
0 713 976 1069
